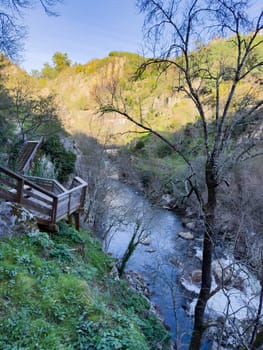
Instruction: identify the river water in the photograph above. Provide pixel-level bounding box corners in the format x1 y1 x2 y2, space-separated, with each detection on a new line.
97 177 198 348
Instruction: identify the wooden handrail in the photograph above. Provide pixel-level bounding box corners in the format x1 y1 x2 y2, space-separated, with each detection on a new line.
0 165 88 230
24 176 67 194
20 136 44 173
0 166 57 199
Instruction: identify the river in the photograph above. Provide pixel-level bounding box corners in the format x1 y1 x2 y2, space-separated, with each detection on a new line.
96 177 200 349
75 142 261 350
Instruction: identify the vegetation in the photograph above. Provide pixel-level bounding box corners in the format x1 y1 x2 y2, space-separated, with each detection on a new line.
0 1 262 348
0 222 170 349
40 52 72 79
0 59 72 183
98 1 263 348
42 135 76 182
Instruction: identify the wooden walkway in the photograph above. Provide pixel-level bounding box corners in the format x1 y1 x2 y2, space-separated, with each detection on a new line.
17 137 44 173
0 139 87 231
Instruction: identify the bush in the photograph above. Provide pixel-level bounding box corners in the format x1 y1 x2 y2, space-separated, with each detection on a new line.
156 143 173 158
42 135 76 182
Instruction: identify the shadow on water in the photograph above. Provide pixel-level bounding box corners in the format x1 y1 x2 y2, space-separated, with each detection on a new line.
96 179 208 349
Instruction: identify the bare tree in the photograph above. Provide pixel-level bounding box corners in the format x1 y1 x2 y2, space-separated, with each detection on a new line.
98 0 263 348
117 217 151 277
72 132 108 230
0 0 63 60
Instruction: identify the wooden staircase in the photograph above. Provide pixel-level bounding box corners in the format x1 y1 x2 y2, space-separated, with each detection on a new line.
17 137 44 173
0 166 87 231
0 138 87 231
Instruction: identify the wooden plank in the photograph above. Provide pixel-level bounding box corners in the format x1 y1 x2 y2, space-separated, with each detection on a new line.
24 189 53 205
25 176 54 192
23 197 52 217
56 196 68 216
0 188 17 201
52 180 67 194
35 217 50 225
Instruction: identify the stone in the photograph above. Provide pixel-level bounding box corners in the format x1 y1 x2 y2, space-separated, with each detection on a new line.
125 271 150 298
185 222 196 230
140 237 151 246
178 231 194 240
212 260 232 285
0 201 39 238
191 270 202 284
161 194 176 209
145 247 156 253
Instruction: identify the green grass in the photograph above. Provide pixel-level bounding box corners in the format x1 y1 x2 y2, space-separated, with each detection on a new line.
0 222 171 349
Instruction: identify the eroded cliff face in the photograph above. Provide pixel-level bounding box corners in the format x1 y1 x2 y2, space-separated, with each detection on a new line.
0 201 39 238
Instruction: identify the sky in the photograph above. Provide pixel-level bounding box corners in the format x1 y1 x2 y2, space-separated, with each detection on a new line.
22 0 145 72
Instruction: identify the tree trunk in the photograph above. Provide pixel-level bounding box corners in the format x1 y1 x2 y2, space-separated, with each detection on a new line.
190 160 217 349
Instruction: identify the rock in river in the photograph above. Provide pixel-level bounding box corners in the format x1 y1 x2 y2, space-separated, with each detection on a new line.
178 231 194 240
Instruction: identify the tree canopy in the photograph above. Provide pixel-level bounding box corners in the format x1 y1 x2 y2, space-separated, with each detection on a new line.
52 51 71 72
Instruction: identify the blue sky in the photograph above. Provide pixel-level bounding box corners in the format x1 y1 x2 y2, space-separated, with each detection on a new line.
22 0 144 72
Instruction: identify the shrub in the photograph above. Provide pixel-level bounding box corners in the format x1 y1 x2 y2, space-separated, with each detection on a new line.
42 135 76 182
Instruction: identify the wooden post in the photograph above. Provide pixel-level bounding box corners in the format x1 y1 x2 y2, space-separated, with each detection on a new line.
80 185 87 210
68 214 72 226
17 178 24 204
68 192 72 215
74 212 80 231
51 197 58 225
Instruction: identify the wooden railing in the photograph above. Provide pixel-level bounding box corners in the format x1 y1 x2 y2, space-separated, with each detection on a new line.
0 165 87 230
24 176 67 195
18 137 44 173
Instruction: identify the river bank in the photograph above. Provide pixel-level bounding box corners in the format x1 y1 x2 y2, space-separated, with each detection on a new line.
74 138 263 349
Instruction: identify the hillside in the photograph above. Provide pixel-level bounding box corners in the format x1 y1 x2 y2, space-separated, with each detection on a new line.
31 51 197 144
0 222 170 349
29 35 263 146
1 35 262 147
0 31 262 349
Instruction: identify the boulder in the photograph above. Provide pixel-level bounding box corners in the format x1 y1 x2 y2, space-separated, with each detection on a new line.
185 222 196 230
125 271 150 298
0 201 39 238
178 231 194 240
160 194 177 209
191 270 202 284
140 237 151 246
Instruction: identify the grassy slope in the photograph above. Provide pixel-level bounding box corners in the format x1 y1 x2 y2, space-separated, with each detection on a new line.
0 222 170 350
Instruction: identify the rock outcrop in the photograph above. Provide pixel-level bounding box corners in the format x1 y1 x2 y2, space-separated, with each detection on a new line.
0 201 39 238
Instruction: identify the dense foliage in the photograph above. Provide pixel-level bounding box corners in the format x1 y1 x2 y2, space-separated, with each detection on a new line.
42 135 76 182
0 223 170 349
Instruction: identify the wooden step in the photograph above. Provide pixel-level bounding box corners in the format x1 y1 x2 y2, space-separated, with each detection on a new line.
17 138 43 173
